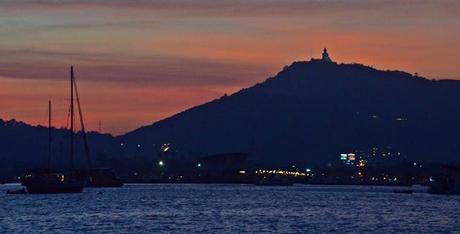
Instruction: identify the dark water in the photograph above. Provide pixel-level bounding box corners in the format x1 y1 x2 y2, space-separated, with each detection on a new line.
1 184 459 233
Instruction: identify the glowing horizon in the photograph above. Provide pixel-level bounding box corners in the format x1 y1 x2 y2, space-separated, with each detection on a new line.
1 0 459 135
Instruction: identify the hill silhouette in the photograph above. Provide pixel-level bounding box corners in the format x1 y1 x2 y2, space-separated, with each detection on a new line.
0 118 119 178
120 59 460 166
2 57 460 178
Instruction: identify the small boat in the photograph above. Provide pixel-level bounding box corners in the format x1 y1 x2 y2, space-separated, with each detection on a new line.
428 177 460 195
21 67 86 194
428 166 460 195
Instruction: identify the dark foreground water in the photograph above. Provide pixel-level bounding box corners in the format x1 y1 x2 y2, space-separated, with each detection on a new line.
1 184 459 233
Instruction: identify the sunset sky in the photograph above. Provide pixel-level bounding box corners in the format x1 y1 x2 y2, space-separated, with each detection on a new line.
1 0 459 135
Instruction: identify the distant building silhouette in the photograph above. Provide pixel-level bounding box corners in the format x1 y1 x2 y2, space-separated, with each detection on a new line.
322 48 332 62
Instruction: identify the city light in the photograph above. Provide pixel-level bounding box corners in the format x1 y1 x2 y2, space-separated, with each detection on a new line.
161 143 170 152
347 153 356 161
357 160 366 167
255 169 306 177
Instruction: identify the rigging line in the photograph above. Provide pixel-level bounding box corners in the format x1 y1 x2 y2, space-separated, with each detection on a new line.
70 66 75 171
73 72 93 170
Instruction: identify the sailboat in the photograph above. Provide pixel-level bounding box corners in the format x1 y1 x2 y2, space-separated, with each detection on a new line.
21 66 86 194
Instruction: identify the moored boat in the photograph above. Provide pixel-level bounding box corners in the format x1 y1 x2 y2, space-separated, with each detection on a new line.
428 165 460 195
22 169 85 194
21 67 86 194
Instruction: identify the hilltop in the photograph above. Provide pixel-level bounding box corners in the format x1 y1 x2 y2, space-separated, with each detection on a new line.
120 57 460 166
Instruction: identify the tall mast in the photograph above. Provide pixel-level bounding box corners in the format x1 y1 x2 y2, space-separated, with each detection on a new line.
48 100 52 168
70 66 74 170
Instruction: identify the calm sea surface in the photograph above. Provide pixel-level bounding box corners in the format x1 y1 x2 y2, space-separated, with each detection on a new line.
1 184 459 233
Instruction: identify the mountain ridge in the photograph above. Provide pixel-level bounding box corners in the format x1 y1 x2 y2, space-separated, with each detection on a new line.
119 59 460 165
2 58 460 175
122 60 440 136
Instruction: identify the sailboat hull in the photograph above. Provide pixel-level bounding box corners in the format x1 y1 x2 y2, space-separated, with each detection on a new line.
21 169 86 194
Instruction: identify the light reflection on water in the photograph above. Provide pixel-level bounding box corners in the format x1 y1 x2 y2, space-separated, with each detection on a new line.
1 184 459 233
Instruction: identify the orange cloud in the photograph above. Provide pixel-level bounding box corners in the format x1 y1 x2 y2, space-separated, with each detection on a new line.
1 0 460 134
